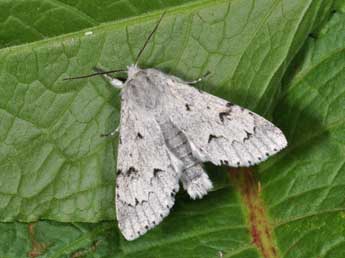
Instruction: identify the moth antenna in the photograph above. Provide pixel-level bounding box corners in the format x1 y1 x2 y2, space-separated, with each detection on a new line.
63 68 126 81
135 11 166 65
64 12 166 81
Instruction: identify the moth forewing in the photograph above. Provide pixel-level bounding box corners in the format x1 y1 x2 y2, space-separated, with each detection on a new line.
114 66 286 240
65 13 287 241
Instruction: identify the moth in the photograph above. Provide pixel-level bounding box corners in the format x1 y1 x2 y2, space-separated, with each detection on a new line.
65 13 287 240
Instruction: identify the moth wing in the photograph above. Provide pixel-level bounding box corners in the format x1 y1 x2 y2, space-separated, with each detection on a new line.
116 90 180 240
166 79 287 167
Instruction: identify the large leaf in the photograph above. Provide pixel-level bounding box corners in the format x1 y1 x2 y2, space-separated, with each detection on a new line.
0 0 196 49
1 0 343 257
261 6 345 257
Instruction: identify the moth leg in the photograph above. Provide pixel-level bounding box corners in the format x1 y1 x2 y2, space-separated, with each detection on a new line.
185 71 211 85
180 164 213 199
93 67 124 89
101 126 119 137
102 74 124 89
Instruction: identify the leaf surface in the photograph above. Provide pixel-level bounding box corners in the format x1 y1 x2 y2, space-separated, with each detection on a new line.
262 6 345 257
0 0 196 48
0 0 342 257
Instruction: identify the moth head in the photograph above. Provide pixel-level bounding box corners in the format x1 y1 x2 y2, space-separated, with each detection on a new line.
127 71 161 109
127 64 140 79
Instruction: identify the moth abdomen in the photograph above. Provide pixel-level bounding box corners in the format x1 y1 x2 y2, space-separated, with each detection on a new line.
156 118 213 199
181 164 213 199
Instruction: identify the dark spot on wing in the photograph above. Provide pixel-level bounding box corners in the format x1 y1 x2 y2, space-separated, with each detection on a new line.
226 102 234 107
243 131 253 142
153 168 163 176
185 104 191 111
207 106 210 109
137 132 143 139
220 160 229 165
135 198 139 206
126 166 138 176
208 134 219 143
176 131 183 137
117 169 122 175
219 111 231 123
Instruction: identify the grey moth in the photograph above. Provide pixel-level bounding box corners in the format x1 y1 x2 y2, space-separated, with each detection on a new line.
66 13 287 241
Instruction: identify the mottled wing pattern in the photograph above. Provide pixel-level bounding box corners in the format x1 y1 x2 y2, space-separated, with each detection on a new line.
116 89 180 240
164 77 287 167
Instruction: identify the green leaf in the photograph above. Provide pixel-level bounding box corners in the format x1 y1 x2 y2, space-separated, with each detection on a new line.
1 0 343 257
0 0 197 49
261 9 345 257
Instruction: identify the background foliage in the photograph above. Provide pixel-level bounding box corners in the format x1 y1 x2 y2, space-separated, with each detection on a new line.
0 0 344 257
